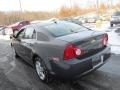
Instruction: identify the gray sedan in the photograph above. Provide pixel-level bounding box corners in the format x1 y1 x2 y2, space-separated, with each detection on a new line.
11 20 111 82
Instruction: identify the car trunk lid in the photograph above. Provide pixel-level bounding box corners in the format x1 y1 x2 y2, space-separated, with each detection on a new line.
56 30 106 59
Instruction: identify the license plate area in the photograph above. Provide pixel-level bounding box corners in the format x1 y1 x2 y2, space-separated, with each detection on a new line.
92 55 104 68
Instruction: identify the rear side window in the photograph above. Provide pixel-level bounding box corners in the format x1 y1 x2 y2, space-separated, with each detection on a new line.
44 22 89 37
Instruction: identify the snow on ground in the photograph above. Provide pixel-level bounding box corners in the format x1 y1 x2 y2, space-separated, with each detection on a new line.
0 35 10 40
107 28 120 55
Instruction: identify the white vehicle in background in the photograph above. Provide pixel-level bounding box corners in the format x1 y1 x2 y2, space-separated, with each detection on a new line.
85 16 97 23
110 11 120 27
0 27 13 40
74 16 87 24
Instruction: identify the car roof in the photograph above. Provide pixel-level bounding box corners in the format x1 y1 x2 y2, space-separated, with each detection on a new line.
27 20 69 32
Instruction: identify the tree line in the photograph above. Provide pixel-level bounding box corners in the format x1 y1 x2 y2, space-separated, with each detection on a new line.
0 3 120 25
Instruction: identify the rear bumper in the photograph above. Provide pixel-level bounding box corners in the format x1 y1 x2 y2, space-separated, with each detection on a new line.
49 46 111 79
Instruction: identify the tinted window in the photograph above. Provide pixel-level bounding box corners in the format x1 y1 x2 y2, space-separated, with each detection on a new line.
44 22 88 37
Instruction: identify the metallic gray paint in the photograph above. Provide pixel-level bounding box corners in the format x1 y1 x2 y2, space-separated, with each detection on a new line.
11 21 111 79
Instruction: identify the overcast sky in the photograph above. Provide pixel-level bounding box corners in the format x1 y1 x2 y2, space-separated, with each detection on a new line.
0 0 119 12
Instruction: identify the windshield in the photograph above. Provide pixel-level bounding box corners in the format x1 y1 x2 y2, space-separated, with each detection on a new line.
44 21 89 37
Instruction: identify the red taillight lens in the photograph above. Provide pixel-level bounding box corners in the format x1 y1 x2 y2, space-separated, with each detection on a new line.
102 34 108 46
64 44 83 60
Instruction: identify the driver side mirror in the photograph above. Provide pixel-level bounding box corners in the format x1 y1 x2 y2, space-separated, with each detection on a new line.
10 30 19 39
10 34 21 41
10 34 16 39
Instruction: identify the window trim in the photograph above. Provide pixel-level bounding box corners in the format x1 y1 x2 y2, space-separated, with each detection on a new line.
16 27 37 40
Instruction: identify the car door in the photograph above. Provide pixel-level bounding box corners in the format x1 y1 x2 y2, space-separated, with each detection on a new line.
20 27 36 64
13 28 26 58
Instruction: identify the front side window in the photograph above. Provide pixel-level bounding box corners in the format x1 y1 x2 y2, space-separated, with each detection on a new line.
24 27 35 39
17 29 25 39
17 27 36 39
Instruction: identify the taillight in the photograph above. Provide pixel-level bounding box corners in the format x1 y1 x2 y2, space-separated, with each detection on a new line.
102 34 108 46
64 44 83 60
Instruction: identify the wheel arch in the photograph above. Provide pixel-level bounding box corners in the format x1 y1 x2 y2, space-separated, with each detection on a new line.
32 53 41 64
32 53 52 73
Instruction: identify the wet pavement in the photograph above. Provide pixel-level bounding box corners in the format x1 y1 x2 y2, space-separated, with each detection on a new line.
0 40 120 90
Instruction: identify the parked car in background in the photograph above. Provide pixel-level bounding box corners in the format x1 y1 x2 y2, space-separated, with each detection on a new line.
8 21 30 33
0 25 5 28
110 11 120 27
115 27 120 33
63 18 82 25
11 20 111 82
0 27 5 35
0 27 13 40
86 17 97 23
74 16 87 24
100 15 110 21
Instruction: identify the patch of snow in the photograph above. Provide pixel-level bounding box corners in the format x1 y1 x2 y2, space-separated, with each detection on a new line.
111 46 120 55
0 35 10 40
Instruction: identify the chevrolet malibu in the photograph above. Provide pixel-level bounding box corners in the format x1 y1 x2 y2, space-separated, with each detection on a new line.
11 20 111 82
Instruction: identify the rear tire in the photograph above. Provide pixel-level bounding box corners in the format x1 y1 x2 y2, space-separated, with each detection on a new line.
34 56 51 83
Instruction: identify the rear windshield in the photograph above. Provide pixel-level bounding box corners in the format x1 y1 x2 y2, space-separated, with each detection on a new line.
44 22 89 37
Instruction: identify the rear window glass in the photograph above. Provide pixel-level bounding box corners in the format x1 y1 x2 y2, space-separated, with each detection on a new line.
44 22 89 37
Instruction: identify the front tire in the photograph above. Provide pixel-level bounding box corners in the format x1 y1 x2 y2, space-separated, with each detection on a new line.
34 57 50 83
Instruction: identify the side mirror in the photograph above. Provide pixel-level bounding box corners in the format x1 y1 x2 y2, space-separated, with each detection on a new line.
10 34 16 39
